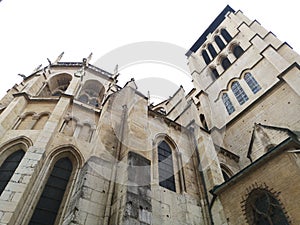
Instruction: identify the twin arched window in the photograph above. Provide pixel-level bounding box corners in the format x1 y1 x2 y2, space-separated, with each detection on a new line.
222 73 262 114
246 189 289 225
158 141 176 192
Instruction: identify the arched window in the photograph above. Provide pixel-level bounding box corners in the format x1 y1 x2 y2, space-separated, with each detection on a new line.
0 150 25 195
16 113 35 130
32 113 50 130
202 50 211 65
215 36 226 51
29 157 73 225
221 57 231 70
208 43 217 58
158 141 176 192
222 93 235 115
221 28 232 43
200 114 208 130
245 189 290 225
211 68 219 80
233 45 244 58
244 72 261 94
220 165 232 182
232 81 248 105
78 80 105 108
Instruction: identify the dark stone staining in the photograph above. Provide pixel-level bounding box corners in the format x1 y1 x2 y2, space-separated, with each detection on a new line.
125 152 152 225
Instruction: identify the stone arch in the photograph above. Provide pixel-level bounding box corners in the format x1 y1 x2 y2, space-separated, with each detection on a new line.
0 136 32 196
32 112 51 130
153 133 186 193
0 136 32 167
220 164 233 181
245 188 290 225
78 79 105 107
39 73 72 97
27 145 83 225
15 112 37 130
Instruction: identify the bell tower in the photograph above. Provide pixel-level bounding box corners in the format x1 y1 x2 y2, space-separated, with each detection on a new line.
187 5 300 167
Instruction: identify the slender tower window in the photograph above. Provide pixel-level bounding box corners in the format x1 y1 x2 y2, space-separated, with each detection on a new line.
233 45 244 58
244 73 261 94
0 150 25 195
29 157 73 225
222 93 235 115
211 68 219 80
232 81 248 105
221 28 232 43
246 189 290 225
202 50 211 65
158 141 176 192
208 43 217 58
221 57 231 70
215 36 226 51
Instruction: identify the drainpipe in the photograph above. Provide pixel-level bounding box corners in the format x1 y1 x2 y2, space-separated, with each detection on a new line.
189 125 214 225
103 105 128 225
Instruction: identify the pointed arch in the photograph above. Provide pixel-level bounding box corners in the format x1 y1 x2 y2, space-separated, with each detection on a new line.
232 81 248 105
154 134 186 193
158 140 176 192
220 164 233 182
0 150 25 195
0 136 32 196
28 146 83 225
245 188 290 225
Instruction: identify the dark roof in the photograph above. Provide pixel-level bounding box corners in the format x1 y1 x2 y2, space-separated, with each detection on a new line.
186 5 235 57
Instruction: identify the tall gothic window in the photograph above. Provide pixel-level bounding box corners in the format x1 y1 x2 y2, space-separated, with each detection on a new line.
244 73 261 94
222 93 235 115
246 189 290 225
215 36 226 51
221 57 231 70
158 141 176 192
208 43 217 58
232 81 248 105
202 50 211 65
233 45 244 58
0 150 25 195
221 28 232 43
29 157 73 225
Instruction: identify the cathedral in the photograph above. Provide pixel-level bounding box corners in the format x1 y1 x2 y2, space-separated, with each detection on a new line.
0 5 299 225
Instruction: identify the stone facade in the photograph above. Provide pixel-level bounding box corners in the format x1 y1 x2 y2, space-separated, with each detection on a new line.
0 5 299 225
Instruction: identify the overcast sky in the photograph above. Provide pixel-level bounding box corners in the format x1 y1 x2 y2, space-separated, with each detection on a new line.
0 0 299 101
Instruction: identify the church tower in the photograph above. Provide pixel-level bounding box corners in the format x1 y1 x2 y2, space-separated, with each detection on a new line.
0 5 299 225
